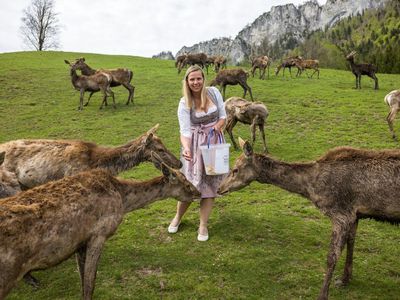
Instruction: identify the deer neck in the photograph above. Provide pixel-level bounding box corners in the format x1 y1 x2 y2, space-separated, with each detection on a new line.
70 69 79 87
119 176 170 212
256 154 313 199
81 64 96 76
90 138 146 175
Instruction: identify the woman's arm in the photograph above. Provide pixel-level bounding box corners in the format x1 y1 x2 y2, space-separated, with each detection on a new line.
180 135 192 161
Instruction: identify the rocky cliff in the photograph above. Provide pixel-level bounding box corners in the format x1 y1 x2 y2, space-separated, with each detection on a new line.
175 0 388 64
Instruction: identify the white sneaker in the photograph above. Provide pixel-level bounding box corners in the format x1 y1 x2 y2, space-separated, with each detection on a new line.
197 232 209 242
168 222 180 234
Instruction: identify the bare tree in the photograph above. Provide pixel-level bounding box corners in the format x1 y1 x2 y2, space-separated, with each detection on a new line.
20 0 60 51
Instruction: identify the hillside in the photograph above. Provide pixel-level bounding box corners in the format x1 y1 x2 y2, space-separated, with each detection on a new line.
1 51 400 299
292 0 400 73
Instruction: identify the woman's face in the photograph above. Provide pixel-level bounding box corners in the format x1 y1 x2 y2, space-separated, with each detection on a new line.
187 70 204 93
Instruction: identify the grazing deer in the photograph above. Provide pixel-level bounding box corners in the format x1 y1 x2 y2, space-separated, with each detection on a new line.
275 56 300 77
346 51 378 90
251 56 270 80
0 152 21 198
64 60 115 110
384 89 400 140
224 97 268 152
71 57 135 106
210 69 254 101
219 139 400 300
0 124 181 192
0 153 200 300
294 58 320 78
214 55 227 73
178 53 208 74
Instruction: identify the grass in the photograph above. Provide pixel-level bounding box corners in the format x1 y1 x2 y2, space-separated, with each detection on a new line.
1 51 400 299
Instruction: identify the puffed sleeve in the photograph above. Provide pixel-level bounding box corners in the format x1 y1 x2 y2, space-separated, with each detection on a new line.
177 98 192 138
210 87 226 119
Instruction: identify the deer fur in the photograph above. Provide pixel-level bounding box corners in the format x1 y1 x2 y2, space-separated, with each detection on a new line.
346 51 378 90
274 56 300 77
224 97 268 152
0 154 200 299
0 124 181 192
178 53 207 74
214 55 227 73
219 140 400 300
72 57 135 106
251 56 270 80
0 152 21 198
210 69 254 101
64 60 115 110
294 58 320 78
384 89 400 140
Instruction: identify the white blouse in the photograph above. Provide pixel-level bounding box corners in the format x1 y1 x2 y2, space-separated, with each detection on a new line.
177 87 227 138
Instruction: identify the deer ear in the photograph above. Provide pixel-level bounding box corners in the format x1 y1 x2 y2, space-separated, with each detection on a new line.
80 57 85 62
239 137 253 157
0 152 5 165
64 60 71 65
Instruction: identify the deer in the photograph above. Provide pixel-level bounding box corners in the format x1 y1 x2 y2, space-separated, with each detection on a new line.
0 152 21 198
71 57 135 106
346 51 378 90
175 54 188 72
0 153 201 300
210 69 254 101
224 97 268 152
214 55 227 73
384 89 400 140
178 53 208 74
64 60 115 111
251 55 271 80
219 138 400 300
294 58 320 78
274 56 301 77
0 124 181 192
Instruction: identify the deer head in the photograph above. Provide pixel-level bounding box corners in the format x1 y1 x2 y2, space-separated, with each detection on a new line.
218 137 258 195
142 124 182 169
346 51 357 60
152 151 200 201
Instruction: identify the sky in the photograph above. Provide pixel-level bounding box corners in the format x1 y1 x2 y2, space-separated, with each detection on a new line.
0 0 324 58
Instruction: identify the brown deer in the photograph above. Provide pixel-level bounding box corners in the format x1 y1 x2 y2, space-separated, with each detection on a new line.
175 53 187 72
0 154 200 300
0 124 181 192
64 60 115 110
214 55 227 73
251 56 270 80
71 57 135 106
178 53 208 74
219 139 400 300
0 152 21 198
384 89 400 140
210 69 254 101
294 58 320 78
275 56 301 77
224 97 268 152
346 51 378 90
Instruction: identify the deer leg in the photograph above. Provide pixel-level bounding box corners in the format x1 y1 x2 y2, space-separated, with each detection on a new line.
241 83 254 101
250 120 257 146
386 105 399 140
84 92 96 107
79 90 85 110
371 74 379 90
82 236 106 300
222 85 227 100
337 219 358 286
225 117 238 150
99 89 107 110
107 87 116 109
261 68 265 80
23 272 40 288
123 83 135 105
318 219 349 300
258 122 267 153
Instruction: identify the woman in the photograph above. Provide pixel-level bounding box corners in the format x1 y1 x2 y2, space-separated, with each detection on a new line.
168 65 227 241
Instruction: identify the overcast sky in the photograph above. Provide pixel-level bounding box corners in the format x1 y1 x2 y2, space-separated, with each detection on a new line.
0 0 324 58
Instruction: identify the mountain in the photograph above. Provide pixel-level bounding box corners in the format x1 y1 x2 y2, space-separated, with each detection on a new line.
174 0 389 64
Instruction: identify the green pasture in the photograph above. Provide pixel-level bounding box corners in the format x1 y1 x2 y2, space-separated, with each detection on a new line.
1 51 399 299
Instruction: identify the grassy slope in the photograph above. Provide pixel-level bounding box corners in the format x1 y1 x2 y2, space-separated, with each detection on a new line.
1 51 399 299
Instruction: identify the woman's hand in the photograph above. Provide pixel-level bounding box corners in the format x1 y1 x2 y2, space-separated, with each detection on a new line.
182 148 192 161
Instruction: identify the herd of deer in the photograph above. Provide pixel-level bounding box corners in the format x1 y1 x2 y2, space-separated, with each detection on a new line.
1 51 399 300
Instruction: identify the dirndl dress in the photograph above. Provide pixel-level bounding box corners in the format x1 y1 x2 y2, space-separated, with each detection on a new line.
180 92 227 199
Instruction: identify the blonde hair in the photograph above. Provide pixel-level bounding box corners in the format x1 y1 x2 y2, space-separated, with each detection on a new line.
182 65 208 110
